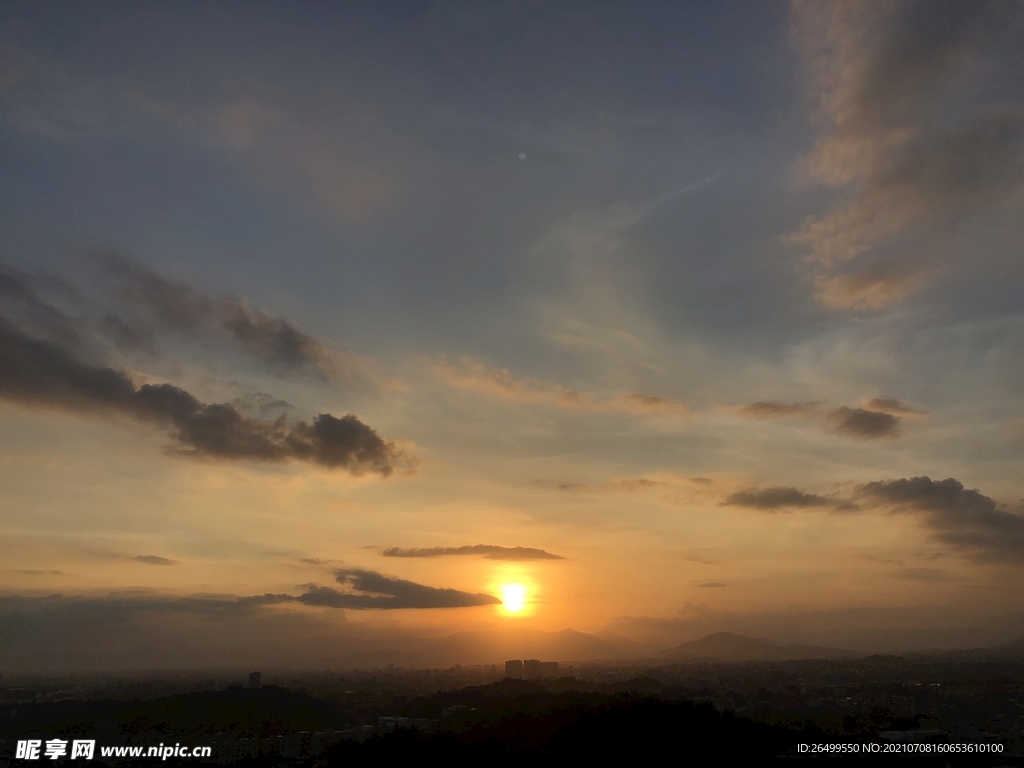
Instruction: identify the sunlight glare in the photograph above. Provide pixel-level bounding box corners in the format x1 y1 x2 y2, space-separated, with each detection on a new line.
501 583 527 613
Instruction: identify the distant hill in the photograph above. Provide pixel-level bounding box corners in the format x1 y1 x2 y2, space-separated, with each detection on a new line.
656 632 854 661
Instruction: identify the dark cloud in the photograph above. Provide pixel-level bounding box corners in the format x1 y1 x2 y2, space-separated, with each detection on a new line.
94 252 346 381
735 400 905 440
294 569 500 609
231 391 295 416
738 401 819 418
826 406 901 439
380 545 564 561
0 569 498 625
0 320 406 475
859 476 1024 563
10 569 64 576
695 582 727 588
0 266 83 351
133 555 176 566
724 486 857 512
99 311 158 354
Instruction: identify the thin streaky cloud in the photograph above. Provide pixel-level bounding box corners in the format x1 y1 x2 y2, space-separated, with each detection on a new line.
132 555 176 566
94 251 357 383
380 545 564 561
435 358 689 415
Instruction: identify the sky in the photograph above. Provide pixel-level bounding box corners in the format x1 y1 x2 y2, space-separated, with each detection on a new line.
1 0 1024 671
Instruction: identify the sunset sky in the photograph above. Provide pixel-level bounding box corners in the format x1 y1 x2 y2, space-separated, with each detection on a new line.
2 1 1024 670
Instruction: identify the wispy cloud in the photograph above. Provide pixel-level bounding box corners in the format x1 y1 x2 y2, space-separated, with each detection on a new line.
380 545 564 561
132 555 176 566
549 477 668 493
435 358 690 415
863 397 928 416
789 0 1024 310
95 252 356 383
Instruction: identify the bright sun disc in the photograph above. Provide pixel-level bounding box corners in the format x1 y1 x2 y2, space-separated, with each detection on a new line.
501 583 526 612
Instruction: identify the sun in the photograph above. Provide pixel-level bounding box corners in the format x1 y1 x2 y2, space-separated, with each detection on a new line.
501 583 527 613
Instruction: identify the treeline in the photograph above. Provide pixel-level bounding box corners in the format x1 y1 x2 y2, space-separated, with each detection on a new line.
330 696 797 762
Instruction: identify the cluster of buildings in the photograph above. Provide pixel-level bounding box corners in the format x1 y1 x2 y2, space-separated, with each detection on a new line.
504 659 559 678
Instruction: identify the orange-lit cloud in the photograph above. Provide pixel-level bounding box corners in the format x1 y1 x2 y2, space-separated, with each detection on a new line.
434 357 690 415
789 0 1024 310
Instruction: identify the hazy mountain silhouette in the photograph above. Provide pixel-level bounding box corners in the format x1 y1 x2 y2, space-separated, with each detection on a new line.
411 627 642 666
656 632 854 661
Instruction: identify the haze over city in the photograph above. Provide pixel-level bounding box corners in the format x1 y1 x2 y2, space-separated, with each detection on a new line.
2 0 1024 673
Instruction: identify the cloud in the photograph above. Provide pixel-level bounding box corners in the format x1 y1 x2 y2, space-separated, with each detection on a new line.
9 569 64 576
230 391 295 416
434 358 689 415
95 252 354 382
860 554 906 567
863 397 928 416
695 582 727 588
826 406 900 439
737 401 820 418
858 476 1024 562
891 567 952 581
0 266 83 351
0 569 500 623
682 553 720 566
549 477 668 493
814 266 930 311
98 311 158 354
380 545 564 561
297 557 342 566
733 400 908 440
611 392 691 415
724 486 857 512
789 0 1024 310
295 569 501 609
132 555 176 566
0 320 407 475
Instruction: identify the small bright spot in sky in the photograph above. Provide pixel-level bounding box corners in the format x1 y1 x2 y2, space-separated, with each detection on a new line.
518 151 526 161
502 583 526 612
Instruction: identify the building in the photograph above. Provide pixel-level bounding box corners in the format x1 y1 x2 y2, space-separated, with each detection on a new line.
247 671 261 688
505 659 523 678
523 660 559 678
